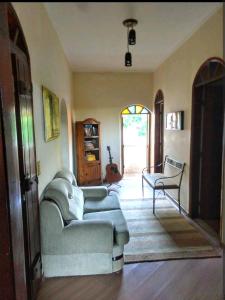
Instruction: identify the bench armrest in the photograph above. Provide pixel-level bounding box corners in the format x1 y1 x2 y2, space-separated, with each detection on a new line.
154 170 183 185
142 162 163 174
81 186 108 199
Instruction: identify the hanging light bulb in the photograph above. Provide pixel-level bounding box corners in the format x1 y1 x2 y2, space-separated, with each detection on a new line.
128 28 136 45
125 51 132 67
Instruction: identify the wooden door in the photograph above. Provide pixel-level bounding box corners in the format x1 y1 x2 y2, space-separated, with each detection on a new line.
146 113 151 172
199 79 223 231
0 4 28 299
154 91 164 173
11 48 41 300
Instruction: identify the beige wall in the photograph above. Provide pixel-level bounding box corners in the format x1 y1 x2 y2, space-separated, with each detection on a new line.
12 3 74 195
73 73 153 178
153 8 223 213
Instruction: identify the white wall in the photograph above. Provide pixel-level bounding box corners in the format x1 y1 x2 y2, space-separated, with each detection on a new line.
153 8 223 214
73 73 153 178
12 3 74 195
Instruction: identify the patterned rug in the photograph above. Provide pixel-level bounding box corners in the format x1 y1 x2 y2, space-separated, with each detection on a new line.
120 198 221 263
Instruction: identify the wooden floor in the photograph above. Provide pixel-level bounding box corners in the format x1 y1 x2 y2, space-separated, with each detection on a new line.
37 257 223 300
37 176 223 300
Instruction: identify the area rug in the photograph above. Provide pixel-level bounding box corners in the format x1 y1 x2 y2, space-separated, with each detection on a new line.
120 198 221 263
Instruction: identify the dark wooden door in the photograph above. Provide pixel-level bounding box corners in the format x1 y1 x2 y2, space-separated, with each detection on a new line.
154 99 164 172
198 79 223 231
11 48 42 300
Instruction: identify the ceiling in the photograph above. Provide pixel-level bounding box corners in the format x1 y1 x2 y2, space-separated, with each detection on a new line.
44 2 222 72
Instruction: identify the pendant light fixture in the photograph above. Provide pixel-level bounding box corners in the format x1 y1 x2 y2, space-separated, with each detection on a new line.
123 18 138 67
125 26 132 67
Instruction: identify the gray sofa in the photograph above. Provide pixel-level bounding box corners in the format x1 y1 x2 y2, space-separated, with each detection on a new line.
40 169 129 277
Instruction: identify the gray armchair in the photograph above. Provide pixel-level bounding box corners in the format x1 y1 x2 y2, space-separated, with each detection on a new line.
40 172 129 277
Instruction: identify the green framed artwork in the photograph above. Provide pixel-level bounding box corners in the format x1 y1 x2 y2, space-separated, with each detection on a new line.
42 86 60 142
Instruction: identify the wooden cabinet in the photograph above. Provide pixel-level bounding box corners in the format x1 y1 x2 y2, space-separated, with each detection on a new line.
75 118 102 185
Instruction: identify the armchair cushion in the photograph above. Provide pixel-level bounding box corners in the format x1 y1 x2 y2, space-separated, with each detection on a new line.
84 193 121 213
44 178 84 221
84 209 129 246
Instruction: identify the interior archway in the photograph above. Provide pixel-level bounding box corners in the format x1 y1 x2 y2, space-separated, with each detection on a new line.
121 104 151 175
60 99 69 168
190 57 225 237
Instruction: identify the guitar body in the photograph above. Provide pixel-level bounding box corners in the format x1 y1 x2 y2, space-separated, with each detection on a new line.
105 163 122 184
105 146 122 184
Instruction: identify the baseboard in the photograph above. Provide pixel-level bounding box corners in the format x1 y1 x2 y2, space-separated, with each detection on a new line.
165 191 189 216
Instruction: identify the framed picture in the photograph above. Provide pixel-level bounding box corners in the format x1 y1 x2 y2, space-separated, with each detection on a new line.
166 111 184 130
42 86 60 142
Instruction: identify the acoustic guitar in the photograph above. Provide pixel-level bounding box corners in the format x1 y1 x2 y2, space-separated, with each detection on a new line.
105 146 122 184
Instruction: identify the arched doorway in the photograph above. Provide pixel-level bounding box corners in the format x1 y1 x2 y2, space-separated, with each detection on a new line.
154 90 164 172
6 4 41 299
60 99 69 168
190 57 225 236
121 104 151 175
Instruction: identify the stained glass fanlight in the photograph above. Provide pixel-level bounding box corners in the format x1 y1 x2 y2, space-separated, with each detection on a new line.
121 104 149 115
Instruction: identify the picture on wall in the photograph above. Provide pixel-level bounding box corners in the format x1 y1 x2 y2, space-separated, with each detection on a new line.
42 86 60 142
166 111 184 130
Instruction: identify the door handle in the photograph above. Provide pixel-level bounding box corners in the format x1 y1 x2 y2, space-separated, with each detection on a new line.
24 176 33 192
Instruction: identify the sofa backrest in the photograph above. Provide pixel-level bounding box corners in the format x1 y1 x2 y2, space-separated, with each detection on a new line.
44 178 84 221
54 169 77 186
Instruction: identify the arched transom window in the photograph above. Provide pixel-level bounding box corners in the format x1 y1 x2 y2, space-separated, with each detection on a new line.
121 104 149 115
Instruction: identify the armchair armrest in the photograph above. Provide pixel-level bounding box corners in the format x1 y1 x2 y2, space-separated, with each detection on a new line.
57 220 114 254
81 186 108 199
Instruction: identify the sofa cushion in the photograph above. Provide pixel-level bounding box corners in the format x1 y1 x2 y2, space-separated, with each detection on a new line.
44 178 83 221
54 169 77 186
84 194 120 213
84 210 129 246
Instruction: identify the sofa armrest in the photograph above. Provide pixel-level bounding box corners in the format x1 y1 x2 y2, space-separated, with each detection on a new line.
56 220 114 254
81 186 108 199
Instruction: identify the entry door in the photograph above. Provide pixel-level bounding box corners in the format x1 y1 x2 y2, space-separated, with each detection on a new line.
199 79 223 228
11 50 41 299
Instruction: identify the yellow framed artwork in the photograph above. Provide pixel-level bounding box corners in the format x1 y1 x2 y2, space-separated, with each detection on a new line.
42 86 60 142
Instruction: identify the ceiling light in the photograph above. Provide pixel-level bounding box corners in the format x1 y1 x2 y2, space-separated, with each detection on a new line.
128 28 136 45
123 18 138 67
125 51 132 67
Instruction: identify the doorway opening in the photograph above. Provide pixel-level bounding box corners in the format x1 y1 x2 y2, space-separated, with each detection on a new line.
190 57 225 237
154 90 164 172
121 104 151 176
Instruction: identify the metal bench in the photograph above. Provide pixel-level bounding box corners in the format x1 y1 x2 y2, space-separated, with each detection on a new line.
142 155 185 214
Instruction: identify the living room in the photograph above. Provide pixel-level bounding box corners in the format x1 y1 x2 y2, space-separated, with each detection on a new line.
0 2 224 300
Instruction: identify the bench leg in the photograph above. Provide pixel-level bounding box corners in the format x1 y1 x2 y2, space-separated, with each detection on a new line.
153 189 155 215
142 176 144 198
178 189 181 213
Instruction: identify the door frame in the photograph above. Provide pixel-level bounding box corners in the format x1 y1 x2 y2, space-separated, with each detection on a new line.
189 57 225 239
120 104 151 176
154 90 164 173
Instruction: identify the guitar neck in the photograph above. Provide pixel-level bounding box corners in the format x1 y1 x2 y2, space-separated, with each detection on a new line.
107 146 113 164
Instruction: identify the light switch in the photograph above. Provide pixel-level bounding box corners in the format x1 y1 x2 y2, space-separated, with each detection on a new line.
36 161 41 176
